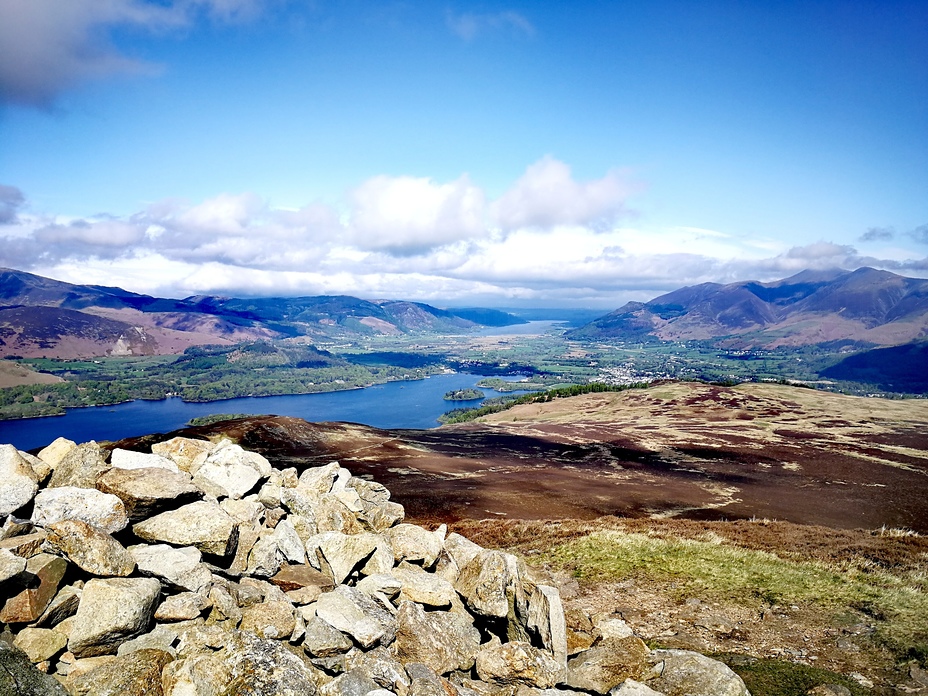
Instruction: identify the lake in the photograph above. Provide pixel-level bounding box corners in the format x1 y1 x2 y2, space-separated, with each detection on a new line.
0 373 526 452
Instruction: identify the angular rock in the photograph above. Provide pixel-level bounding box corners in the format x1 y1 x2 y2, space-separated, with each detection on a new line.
45 520 135 577
455 549 510 618
168 629 319 696
133 500 238 556
246 532 283 577
111 448 180 473
394 600 481 675
298 462 342 494
154 592 211 621
610 680 667 696
68 577 162 657
319 668 380 696
150 436 213 474
0 553 68 624
565 637 650 694
32 486 128 534
386 524 444 568
68 648 174 696
271 563 335 593
0 443 39 516
209 439 273 477
240 600 296 640
220 497 265 524
356 573 403 599
347 645 411 695
528 585 568 667
476 640 564 688
47 441 110 489
303 615 354 657
13 627 68 663
274 518 308 564
649 649 750 696
193 457 262 500
0 546 26 584
392 563 456 607
316 585 396 649
19 449 52 483
307 531 388 584
0 640 70 696
35 585 82 627
129 543 212 593
38 436 77 470
0 530 46 558
96 466 202 520
595 616 635 641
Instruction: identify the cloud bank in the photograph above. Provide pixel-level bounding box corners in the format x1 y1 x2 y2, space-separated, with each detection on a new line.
2 158 926 308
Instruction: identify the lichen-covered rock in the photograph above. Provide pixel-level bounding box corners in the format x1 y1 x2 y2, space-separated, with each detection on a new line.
133 500 238 556
610 679 667 696
68 647 174 696
0 640 70 696
47 441 110 489
68 577 162 657
527 585 568 667
392 562 456 607
154 592 211 622
315 585 396 649
96 467 201 520
150 436 213 474
32 487 128 534
308 531 389 584
455 549 510 619
302 615 354 657
164 629 319 696
565 637 650 694
0 546 26 584
0 444 39 516
129 543 211 593
394 599 481 675
648 649 750 696
475 640 565 688
386 524 444 568
12 627 68 663
45 520 136 577
240 600 296 640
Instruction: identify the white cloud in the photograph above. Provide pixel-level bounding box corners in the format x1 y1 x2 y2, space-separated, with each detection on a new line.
348 174 487 254
0 0 270 107
3 161 927 308
493 157 637 231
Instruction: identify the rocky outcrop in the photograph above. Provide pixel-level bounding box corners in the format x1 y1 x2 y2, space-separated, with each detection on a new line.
0 434 751 695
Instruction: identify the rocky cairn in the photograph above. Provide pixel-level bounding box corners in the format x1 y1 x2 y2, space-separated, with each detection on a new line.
0 437 750 696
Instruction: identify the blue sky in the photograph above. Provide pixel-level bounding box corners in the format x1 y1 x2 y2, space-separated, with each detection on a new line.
1 0 926 308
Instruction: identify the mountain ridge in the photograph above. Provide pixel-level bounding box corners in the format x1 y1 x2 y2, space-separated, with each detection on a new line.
0 268 524 358
569 267 928 347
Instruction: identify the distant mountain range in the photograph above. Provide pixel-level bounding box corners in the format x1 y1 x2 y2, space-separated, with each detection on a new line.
0 268 525 358
569 267 928 348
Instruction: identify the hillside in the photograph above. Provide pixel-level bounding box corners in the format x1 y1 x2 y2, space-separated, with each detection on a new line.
0 268 523 358
569 268 928 347
117 381 928 533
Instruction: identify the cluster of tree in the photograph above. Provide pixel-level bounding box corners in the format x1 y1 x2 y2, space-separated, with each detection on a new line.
439 381 650 424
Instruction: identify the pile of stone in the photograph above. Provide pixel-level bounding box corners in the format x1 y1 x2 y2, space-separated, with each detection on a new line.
0 436 750 696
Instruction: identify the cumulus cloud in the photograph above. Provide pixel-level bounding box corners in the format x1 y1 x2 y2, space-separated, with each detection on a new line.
445 9 534 41
0 185 25 224
3 161 927 307
493 157 636 231
348 174 486 254
0 0 271 107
